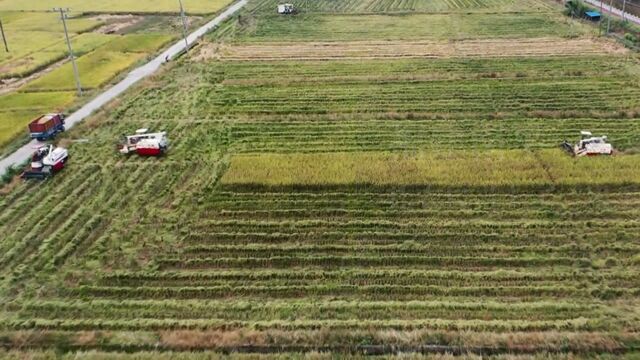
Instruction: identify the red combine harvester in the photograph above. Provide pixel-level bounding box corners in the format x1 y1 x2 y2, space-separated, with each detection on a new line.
28 113 65 141
118 129 169 156
21 144 69 180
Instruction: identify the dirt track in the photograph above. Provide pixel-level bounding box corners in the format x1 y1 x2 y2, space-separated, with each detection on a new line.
209 37 628 61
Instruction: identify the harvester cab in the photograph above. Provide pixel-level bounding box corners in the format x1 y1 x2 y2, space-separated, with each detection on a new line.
561 131 613 157
119 128 169 157
21 144 69 180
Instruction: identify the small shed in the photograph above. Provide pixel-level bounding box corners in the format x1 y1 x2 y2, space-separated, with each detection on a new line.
585 11 601 21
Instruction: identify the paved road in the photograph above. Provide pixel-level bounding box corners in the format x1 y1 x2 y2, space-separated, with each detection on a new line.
583 0 640 25
0 0 247 176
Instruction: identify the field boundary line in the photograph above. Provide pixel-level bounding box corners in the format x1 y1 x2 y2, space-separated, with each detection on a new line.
0 0 248 177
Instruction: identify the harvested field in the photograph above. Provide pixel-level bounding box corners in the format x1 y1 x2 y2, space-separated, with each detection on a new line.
2 0 640 357
213 37 627 61
126 56 640 117
233 13 587 42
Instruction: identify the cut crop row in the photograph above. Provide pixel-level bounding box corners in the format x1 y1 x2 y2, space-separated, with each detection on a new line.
156 255 585 270
98 268 640 289
0 316 611 332
16 298 604 322
209 57 630 83
184 230 621 247
226 118 640 153
197 208 640 222
66 284 638 301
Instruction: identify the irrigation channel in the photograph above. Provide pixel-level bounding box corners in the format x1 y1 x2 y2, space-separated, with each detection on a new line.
0 0 248 176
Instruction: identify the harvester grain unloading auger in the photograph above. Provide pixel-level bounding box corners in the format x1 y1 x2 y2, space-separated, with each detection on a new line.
118 129 169 157
561 131 613 157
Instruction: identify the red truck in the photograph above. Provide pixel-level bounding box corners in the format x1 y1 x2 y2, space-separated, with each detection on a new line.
28 113 65 141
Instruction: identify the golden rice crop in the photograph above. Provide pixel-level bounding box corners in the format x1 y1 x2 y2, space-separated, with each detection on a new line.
221 150 640 187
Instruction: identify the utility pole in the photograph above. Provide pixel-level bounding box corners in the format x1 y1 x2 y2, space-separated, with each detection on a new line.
606 0 614 34
621 0 627 22
54 7 82 96
599 0 604 35
178 0 189 53
0 19 8 52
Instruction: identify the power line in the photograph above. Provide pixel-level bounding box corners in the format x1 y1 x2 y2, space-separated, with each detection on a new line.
54 7 82 96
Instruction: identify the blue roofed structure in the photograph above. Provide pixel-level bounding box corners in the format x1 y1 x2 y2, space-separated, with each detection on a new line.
585 11 601 21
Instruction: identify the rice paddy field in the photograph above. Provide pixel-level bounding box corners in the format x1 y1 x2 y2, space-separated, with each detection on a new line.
0 0 232 15
2 0 640 358
0 12 109 78
0 8 177 149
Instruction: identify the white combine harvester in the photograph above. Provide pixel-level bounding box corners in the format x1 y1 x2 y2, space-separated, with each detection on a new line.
561 131 613 157
22 144 69 180
118 129 169 157
277 3 295 14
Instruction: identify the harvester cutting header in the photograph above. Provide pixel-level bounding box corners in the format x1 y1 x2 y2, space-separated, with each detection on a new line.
118 129 169 157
